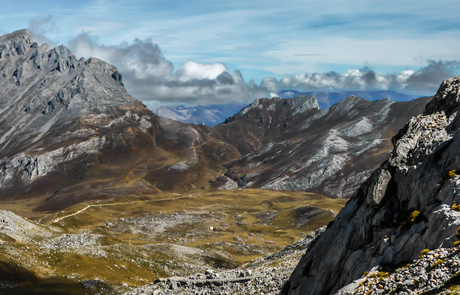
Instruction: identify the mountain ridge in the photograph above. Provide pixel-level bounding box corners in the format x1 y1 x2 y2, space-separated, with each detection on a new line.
217 94 431 198
278 89 420 109
152 91 421 126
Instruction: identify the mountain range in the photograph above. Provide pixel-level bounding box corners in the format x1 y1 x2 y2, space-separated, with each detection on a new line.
0 29 431 211
153 102 247 126
1 29 460 294
153 90 420 127
278 90 420 109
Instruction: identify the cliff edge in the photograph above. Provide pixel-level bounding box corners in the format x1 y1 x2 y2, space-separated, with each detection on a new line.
281 76 460 294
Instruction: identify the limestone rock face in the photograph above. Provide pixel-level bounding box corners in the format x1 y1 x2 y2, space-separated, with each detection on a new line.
0 30 151 199
281 76 460 294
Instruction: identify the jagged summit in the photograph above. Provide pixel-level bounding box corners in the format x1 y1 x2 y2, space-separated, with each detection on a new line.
0 29 36 61
425 76 460 115
0 29 33 44
237 95 320 117
0 30 159 208
281 75 460 294
0 29 133 110
0 30 140 156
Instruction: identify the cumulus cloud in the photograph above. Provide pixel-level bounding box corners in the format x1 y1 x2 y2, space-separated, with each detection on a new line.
66 33 458 106
405 60 460 93
261 63 459 96
68 34 268 105
28 15 57 46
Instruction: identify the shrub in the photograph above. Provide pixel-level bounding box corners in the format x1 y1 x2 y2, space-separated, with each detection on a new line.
456 227 460 238
400 210 422 230
449 170 458 179
452 204 460 211
369 271 389 279
420 249 430 258
410 211 420 223
454 241 460 247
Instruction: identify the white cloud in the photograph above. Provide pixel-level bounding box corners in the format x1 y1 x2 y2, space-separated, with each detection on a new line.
174 61 229 81
68 33 268 105
66 32 459 106
260 63 458 96
27 15 57 46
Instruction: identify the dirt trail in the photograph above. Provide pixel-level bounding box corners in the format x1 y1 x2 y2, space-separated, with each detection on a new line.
52 194 194 223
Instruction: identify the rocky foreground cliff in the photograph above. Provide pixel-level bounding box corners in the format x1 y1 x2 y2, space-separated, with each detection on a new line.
281 76 460 294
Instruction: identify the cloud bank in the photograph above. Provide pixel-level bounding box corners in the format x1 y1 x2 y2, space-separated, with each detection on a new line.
68 34 459 106
69 33 267 106
261 61 460 95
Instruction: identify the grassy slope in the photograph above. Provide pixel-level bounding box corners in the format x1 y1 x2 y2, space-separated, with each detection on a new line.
0 189 346 290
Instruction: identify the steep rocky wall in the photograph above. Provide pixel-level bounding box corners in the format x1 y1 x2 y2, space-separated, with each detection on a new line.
0 30 152 193
281 76 460 295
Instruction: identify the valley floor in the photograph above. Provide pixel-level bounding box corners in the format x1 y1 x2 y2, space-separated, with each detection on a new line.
0 189 345 294
124 227 326 295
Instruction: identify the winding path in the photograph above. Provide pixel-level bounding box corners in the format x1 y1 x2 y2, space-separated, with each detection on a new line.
52 194 194 223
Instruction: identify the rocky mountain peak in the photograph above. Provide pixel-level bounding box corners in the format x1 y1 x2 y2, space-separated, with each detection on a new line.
291 95 320 114
425 76 460 115
0 29 33 45
281 75 460 295
0 29 135 114
239 95 318 114
0 29 36 61
0 30 150 202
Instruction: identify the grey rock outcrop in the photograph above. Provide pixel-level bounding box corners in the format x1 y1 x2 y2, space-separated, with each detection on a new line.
0 29 141 189
338 246 460 294
281 76 460 295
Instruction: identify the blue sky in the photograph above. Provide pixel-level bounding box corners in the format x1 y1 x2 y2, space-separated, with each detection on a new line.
1 0 460 107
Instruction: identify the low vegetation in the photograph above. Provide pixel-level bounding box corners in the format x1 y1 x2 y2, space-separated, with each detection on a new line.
449 170 458 179
0 189 346 292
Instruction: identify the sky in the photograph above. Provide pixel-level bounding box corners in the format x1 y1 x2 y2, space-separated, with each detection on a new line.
1 0 460 108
